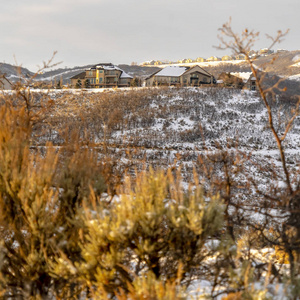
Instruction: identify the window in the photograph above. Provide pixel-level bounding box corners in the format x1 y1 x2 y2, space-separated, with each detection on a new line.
100 78 103 82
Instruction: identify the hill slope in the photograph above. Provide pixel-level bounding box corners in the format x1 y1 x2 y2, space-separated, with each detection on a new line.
1 50 299 85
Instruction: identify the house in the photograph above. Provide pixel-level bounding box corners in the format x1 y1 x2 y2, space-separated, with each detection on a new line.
206 56 221 62
248 50 258 58
70 72 86 88
235 54 246 60
222 55 234 61
70 63 133 88
246 74 257 91
217 72 255 89
217 72 244 88
259 48 274 55
140 60 156 66
277 49 288 53
196 57 205 62
145 65 214 87
0 74 12 90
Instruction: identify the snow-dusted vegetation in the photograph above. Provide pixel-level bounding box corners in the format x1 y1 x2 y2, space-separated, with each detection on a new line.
0 20 299 298
34 87 299 170
0 83 299 299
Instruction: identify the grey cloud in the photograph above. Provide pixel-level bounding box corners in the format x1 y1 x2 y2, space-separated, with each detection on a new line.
0 0 298 71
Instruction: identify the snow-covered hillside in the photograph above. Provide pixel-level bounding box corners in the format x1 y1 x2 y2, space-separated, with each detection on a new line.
39 87 299 177
2 86 299 299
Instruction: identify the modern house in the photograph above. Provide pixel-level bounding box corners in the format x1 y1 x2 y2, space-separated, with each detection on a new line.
70 72 86 88
259 48 274 55
206 56 221 62
217 72 245 88
183 58 193 63
70 63 133 88
145 65 214 87
222 55 234 61
246 74 257 91
217 72 255 90
235 54 246 60
196 57 205 62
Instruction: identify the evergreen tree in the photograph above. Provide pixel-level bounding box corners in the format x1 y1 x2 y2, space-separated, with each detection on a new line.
75 79 82 89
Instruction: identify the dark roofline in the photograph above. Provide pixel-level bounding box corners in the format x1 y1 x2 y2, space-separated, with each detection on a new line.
182 65 213 77
145 69 162 80
70 71 86 80
92 63 114 68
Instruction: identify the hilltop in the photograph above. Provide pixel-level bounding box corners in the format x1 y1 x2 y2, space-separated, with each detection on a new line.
1 50 300 86
146 50 300 80
0 62 160 86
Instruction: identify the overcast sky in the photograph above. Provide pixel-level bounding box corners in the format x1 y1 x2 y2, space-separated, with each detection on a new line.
0 0 299 71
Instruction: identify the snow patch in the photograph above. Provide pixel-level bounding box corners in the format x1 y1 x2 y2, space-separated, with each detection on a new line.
292 54 300 62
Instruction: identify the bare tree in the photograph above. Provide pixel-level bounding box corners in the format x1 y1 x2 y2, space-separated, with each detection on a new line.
216 18 300 282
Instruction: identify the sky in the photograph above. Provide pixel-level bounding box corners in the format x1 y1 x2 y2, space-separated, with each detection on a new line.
0 0 299 71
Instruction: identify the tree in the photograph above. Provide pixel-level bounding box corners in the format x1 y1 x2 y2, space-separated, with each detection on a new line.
130 77 140 87
216 18 300 287
84 78 90 88
76 79 82 88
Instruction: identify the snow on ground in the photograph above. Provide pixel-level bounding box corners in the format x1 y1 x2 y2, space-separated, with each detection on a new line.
2 86 299 299
288 73 300 81
186 246 289 299
291 62 300 67
154 66 188 77
230 72 252 82
292 54 300 62
2 86 144 94
39 68 85 81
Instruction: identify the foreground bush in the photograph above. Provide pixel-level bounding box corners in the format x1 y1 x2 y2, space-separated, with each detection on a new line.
0 102 227 299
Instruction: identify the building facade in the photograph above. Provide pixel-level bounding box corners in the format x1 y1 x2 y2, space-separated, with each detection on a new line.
70 63 133 88
145 65 214 87
246 74 257 91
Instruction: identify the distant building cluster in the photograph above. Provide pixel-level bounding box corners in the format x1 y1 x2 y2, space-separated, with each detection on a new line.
69 64 258 90
140 48 280 66
217 72 257 90
0 64 257 91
